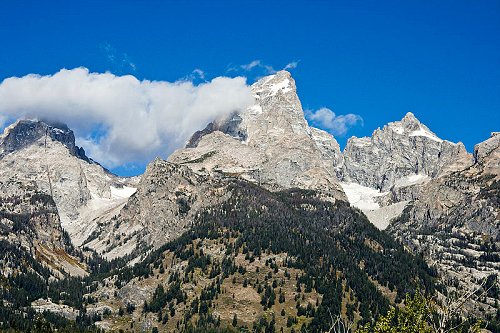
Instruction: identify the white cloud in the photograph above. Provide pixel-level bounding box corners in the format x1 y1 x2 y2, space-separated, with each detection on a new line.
241 60 262 71
0 67 253 168
236 60 299 77
100 43 136 73
182 68 206 82
283 61 299 70
306 107 363 136
0 114 6 128
239 60 276 74
191 68 205 80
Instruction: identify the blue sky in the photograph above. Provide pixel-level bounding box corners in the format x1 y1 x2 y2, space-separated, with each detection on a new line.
1 0 499 176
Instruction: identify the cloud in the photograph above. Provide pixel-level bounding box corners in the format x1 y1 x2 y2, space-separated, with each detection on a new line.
306 107 363 136
191 68 205 80
100 43 136 73
233 60 299 78
183 68 206 82
241 60 262 71
240 60 276 74
0 67 253 168
284 61 299 70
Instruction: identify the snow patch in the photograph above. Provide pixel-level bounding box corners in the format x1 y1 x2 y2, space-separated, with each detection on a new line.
62 185 136 246
409 126 442 142
350 137 372 147
341 182 408 230
110 185 137 199
52 128 66 134
247 104 263 115
390 124 404 135
269 78 292 96
340 182 385 211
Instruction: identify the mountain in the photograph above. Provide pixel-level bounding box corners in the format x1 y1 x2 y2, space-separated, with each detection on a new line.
336 114 498 322
169 70 345 201
0 119 139 329
341 112 471 191
0 176 90 330
82 159 228 260
0 118 440 332
82 182 434 332
0 119 138 248
387 132 500 316
338 112 473 229
0 119 89 161
0 72 498 332
0 178 86 278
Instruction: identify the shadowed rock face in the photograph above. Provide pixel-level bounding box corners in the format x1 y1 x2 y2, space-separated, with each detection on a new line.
0 179 87 277
169 70 346 201
0 119 89 162
341 112 472 191
186 112 247 148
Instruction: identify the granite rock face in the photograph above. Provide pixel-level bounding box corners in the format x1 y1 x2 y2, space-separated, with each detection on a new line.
338 113 473 232
0 119 137 247
310 126 343 170
169 70 345 201
341 112 472 191
0 119 89 161
474 131 500 173
83 159 230 259
387 132 500 315
0 179 86 277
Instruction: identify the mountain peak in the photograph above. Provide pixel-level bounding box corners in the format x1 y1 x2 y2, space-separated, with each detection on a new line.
252 70 295 98
259 70 292 82
473 131 500 167
402 111 417 120
400 111 420 125
0 119 89 162
170 69 346 201
343 112 471 190
383 112 442 141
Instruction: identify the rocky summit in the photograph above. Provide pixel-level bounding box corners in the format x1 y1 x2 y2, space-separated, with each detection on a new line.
0 71 498 333
169 70 346 201
341 112 472 191
0 119 139 248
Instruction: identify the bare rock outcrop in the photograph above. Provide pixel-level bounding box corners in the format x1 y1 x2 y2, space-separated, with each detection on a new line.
169 70 345 201
83 159 230 259
341 112 472 191
0 119 137 246
387 133 500 315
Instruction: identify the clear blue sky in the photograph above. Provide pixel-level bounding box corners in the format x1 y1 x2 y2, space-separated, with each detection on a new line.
1 0 499 175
